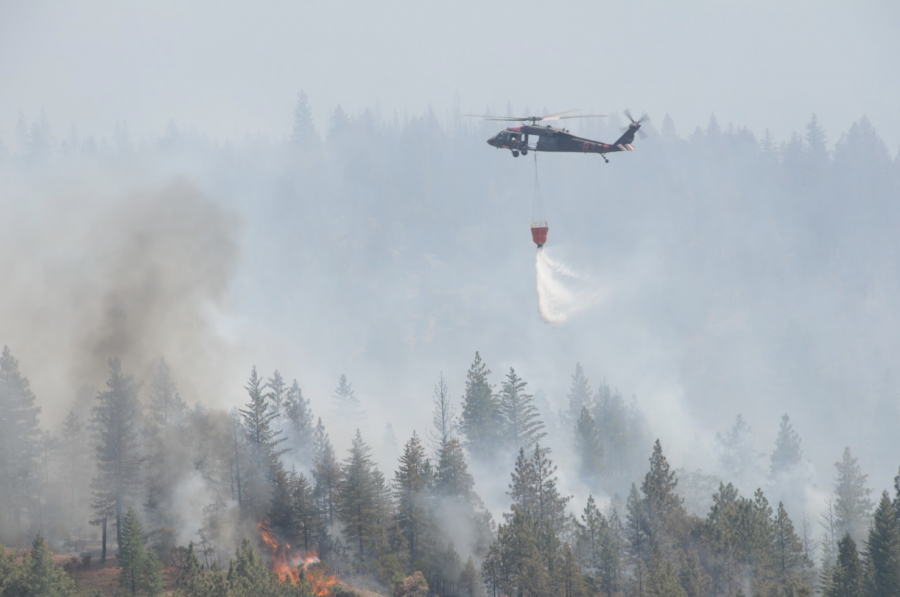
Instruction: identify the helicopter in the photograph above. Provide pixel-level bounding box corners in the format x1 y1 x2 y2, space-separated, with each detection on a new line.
470 110 649 163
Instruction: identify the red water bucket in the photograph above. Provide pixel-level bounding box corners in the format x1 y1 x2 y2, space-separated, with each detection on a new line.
531 224 549 247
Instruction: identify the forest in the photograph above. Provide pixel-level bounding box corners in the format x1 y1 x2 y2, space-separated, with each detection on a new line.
1 95 900 597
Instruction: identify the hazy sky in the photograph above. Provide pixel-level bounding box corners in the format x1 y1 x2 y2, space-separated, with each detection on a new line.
2 0 898 150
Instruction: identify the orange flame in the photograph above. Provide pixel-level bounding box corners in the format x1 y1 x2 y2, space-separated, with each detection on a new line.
258 521 339 596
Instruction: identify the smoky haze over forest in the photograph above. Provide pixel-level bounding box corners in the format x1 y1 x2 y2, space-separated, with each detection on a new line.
1 3 899 597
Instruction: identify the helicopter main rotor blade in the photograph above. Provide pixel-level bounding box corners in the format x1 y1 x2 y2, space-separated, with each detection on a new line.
553 114 607 120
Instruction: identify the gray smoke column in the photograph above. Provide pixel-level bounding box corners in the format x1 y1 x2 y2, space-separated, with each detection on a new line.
0 174 240 420
535 247 605 325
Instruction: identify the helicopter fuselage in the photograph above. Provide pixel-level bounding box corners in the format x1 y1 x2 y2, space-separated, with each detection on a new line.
486 123 637 157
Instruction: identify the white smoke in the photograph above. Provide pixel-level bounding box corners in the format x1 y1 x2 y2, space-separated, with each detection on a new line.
535 247 606 325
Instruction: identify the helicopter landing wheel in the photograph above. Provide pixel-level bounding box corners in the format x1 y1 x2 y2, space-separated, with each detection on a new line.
521 149 528 155
512 150 520 157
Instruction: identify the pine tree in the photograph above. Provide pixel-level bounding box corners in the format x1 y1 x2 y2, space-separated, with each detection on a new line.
865 492 900 597
770 413 803 475
824 534 863 597
566 363 592 425
21 533 77 597
240 366 286 463
498 368 546 453
640 439 685 551
266 370 288 418
147 357 187 431
291 90 319 151
144 358 188 553
119 508 157 596
291 471 321 552
574 407 605 480
577 495 604 575
772 501 806 587
91 357 143 557
312 418 338 525
227 539 279 597
336 430 380 563
715 414 759 491
833 447 873 545
58 410 91 524
0 346 42 531
459 556 478 597
394 432 432 565
625 483 649 589
426 373 456 454
283 379 314 462
333 373 363 423
459 352 501 461
646 552 687 597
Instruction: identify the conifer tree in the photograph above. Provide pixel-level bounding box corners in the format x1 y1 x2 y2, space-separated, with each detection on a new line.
640 439 685 552
574 407 604 480
772 501 807 587
498 368 545 453
770 413 803 475
283 379 314 461
91 357 143 556
336 430 380 563
21 533 77 597
0 346 42 531
715 414 759 490
566 363 592 424
266 370 288 418
58 409 91 524
459 556 478 597
332 373 364 423
291 471 322 553
312 418 338 525
426 373 456 454
119 508 162 596
459 352 501 462
144 358 188 553
865 492 900 597
646 552 687 597
824 534 863 597
394 432 432 565
833 447 873 545
625 483 649 590
291 90 319 151
240 366 286 463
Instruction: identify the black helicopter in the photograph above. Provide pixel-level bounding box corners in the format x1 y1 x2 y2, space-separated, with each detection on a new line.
470 110 648 163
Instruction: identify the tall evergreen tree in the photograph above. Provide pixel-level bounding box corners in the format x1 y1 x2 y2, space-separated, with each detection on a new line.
283 379 314 462
459 352 501 462
770 413 803 475
266 370 288 418
91 357 143 557
833 447 873 545
394 432 433 565
336 430 380 564
715 414 759 491
498 368 545 453
0 346 42 531
144 358 188 551
291 90 319 151
119 508 163 596
312 418 338 525
574 407 605 480
772 501 807 588
426 373 456 454
566 363 592 425
865 491 900 597
824 534 863 597
640 439 685 553
58 410 92 524
332 373 363 423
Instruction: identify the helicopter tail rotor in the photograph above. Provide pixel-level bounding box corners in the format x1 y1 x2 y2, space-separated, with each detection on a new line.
622 110 650 140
